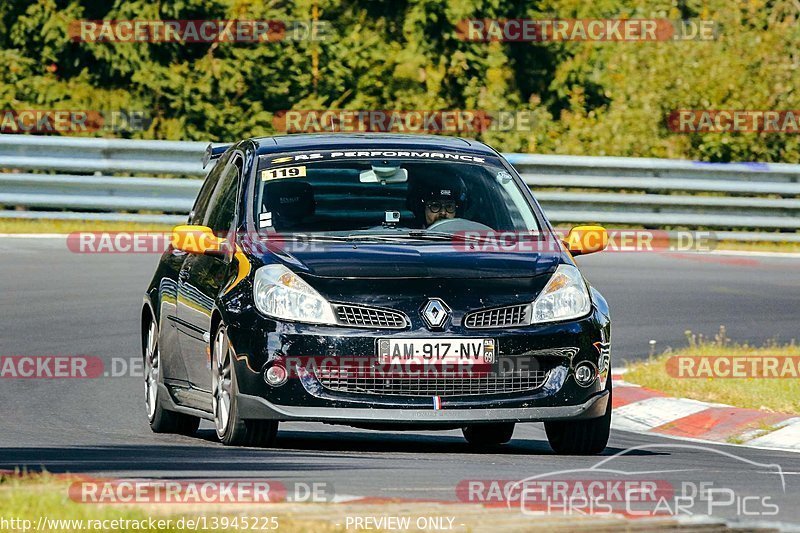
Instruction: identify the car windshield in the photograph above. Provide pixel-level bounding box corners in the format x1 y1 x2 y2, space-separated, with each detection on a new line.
253 151 541 238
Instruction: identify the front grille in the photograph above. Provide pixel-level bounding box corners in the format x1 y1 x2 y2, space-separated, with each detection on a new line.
315 367 550 397
334 304 407 329
464 304 529 329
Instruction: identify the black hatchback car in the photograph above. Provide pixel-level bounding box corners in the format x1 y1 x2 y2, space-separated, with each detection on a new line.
142 134 612 454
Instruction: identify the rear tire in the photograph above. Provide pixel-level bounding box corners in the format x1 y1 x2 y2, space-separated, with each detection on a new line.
212 325 279 447
144 318 200 436
462 423 515 447
544 376 612 455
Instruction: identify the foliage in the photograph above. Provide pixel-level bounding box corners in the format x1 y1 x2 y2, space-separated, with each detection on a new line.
1 0 798 161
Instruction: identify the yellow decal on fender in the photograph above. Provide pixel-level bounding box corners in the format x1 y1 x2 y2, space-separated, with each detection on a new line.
223 248 251 295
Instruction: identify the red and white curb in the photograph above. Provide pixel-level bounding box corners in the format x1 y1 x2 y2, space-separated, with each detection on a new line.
611 372 800 453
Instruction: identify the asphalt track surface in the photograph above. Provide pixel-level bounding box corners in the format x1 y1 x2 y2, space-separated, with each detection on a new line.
0 238 798 527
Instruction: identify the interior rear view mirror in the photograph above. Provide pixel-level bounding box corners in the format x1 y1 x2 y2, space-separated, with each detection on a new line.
359 165 408 184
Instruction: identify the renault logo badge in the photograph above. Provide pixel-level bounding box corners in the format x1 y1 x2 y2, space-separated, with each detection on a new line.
421 298 450 329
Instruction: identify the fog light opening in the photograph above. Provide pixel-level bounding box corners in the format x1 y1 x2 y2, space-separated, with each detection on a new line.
574 363 596 387
264 364 288 387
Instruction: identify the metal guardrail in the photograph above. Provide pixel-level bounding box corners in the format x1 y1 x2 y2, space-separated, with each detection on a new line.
0 135 208 176
0 135 798 241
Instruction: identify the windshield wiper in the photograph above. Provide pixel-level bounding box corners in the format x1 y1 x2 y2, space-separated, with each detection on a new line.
267 233 408 244
390 230 548 246
264 233 353 242
346 230 497 244
263 231 539 245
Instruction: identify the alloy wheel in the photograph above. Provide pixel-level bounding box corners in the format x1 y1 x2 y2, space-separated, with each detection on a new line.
144 321 159 421
212 327 234 438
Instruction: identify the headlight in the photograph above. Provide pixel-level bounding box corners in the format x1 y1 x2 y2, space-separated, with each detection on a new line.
253 264 337 325
530 264 591 323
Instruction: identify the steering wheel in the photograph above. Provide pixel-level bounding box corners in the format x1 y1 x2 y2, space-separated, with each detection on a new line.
426 218 493 232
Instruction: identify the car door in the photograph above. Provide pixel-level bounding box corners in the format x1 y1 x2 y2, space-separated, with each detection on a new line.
161 152 230 385
176 153 242 391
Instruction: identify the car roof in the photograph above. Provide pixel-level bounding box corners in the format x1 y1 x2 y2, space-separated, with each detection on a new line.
244 133 499 157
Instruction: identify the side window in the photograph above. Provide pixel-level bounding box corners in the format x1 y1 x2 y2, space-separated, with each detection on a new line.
190 150 232 225
204 155 242 233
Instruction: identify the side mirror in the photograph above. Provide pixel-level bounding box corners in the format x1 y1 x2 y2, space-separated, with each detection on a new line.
172 225 225 255
564 225 608 256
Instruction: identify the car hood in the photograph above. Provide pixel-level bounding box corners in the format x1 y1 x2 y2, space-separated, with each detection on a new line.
260 242 563 279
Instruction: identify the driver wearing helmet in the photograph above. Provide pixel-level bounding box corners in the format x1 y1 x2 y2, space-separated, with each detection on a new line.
408 175 467 228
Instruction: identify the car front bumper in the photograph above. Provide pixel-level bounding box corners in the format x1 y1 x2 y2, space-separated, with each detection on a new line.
224 304 611 424
236 387 610 424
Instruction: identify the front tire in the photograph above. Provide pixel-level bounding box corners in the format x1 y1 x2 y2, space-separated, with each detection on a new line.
544 377 612 455
462 423 515 447
212 325 278 447
144 318 200 436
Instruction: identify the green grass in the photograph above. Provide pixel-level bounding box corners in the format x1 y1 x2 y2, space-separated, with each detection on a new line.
624 327 800 414
0 218 174 234
2 473 545 532
1 473 174 532
726 419 783 444
714 240 800 253
0 473 344 532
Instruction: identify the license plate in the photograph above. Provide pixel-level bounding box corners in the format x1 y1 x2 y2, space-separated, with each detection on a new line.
378 338 495 365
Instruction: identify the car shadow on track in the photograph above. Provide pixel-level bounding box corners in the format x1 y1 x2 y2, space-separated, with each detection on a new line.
0 435 663 476
0 444 368 476
193 428 664 457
